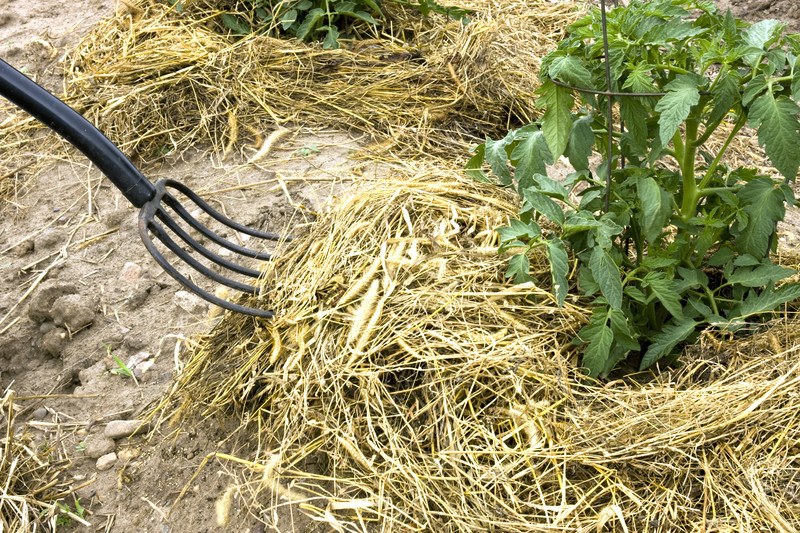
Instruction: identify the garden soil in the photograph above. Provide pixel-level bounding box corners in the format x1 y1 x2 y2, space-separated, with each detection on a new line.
0 0 799 532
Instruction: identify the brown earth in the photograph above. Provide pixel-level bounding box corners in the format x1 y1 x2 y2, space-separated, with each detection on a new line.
1 0 799 532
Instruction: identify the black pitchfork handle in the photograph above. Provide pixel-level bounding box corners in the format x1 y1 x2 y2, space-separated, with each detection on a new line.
0 58 155 208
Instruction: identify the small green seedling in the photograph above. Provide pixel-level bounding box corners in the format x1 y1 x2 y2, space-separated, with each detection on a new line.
293 144 321 157
75 441 87 453
103 344 134 380
55 498 85 527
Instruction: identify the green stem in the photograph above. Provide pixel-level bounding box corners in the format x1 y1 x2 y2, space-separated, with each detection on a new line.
703 285 719 316
679 119 699 222
698 114 746 190
653 64 691 75
693 118 723 148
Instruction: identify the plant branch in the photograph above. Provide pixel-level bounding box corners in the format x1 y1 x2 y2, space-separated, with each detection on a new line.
698 114 746 190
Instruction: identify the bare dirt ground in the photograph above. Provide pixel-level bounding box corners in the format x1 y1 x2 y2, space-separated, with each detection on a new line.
1 0 799 532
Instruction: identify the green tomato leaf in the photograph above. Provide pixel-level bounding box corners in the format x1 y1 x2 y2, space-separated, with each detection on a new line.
743 19 784 49
608 308 640 351
643 272 684 320
723 8 736 47
748 92 800 181
565 114 594 171
733 177 787 258
640 319 697 370
281 9 298 29
532 173 569 200
546 237 569 307
792 56 800 102
484 133 514 186
221 13 250 34
465 144 491 183
580 311 614 379
506 253 533 284
708 73 740 125
511 131 552 181
727 263 796 287
709 247 735 266
563 211 603 236
732 253 761 266
536 80 573 161
521 188 565 225
743 75 768 107
548 54 593 89
589 247 623 309
622 63 658 94
296 8 325 40
619 97 649 157
323 26 340 49
497 218 541 242
733 283 800 319
637 177 666 243
654 74 702 151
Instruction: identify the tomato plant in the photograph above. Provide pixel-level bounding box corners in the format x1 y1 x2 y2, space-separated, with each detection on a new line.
469 0 800 378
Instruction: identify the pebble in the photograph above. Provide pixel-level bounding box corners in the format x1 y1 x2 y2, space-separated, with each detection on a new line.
117 448 140 462
96 452 117 471
32 407 48 420
41 327 68 356
105 419 150 440
85 434 116 459
174 290 208 314
50 294 95 331
126 351 152 369
119 262 143 283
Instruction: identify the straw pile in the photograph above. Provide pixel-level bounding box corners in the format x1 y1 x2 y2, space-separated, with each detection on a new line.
157 163 800 531
0 389 78 531
55 0 583 159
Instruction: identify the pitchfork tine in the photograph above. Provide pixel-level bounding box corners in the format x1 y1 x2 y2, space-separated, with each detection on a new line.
0 58 287 318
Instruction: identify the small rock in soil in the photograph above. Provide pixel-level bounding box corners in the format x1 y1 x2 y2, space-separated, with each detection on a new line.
96 452 117 471
41 327 68 356
174 290 208 314
13 239 33 257
27 281 77 322
119 262 143 283
126 351 152 369
32 407 48 420
85 433 116 459
50 294 95 331
33 228 66 251
105 419 149 440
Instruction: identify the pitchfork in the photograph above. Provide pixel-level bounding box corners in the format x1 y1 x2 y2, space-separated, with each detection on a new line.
0 59 286 318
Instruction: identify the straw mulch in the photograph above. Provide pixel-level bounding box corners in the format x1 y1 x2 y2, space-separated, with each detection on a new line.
0 389 81 531
156 164 800 532
54 0 583 159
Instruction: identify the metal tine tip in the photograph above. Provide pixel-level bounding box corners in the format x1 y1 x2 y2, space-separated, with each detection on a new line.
136 179 282 318
140 226 275 317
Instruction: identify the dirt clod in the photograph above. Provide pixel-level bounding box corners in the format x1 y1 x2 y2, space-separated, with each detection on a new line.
104 420 149 440
27 281 77 323
50 293 94 331
41 327 68 356
85 433 116 459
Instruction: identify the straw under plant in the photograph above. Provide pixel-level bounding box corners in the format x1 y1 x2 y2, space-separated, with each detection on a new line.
156 161 800 531
54 0 584 161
